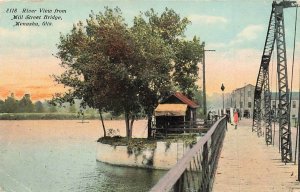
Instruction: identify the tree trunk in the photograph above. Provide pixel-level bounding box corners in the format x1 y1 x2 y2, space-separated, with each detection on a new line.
130 115 135 138
147 114 152 138
99 109 106 137
125 112 130 138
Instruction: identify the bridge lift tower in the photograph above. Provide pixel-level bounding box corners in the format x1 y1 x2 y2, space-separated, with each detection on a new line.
252 0 298 163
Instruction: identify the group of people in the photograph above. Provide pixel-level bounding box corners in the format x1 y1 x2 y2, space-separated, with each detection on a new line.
225 110 239 129
208 109 240 129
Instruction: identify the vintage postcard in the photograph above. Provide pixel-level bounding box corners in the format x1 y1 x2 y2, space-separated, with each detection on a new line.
0 0 299 191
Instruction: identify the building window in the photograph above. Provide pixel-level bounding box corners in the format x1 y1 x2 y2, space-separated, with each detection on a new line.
272 101 276 108
292 101 296 108
240 102 243 108
248 102 251 108
248 91 251 97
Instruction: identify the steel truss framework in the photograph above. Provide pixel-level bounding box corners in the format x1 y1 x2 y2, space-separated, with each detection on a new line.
252 1 297 163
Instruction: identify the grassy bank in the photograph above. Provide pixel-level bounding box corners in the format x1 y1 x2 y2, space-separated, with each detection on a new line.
98 134 198 152
0 113 101 120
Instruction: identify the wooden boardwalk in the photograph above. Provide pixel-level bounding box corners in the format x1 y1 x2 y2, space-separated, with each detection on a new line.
213 119 300 192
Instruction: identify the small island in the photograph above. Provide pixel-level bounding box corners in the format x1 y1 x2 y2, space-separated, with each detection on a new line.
49 7 206 169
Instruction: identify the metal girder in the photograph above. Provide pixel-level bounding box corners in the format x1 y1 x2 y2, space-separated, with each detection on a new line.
263 70 272 145
274 3 293 163
253 0 297 163
252 5 275 139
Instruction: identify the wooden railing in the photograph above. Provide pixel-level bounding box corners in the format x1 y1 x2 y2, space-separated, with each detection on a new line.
150 116 227 192
152 118 220 137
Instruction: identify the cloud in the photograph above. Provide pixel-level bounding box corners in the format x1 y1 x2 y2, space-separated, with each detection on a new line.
236 25 264 41
230 25 264 45
207 42 227 49
188 14 228 25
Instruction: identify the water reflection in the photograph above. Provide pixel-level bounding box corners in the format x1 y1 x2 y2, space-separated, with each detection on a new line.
77 162 165 192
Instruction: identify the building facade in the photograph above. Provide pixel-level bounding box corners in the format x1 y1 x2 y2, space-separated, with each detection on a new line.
228 84 299 123
229 84 255 118
271 92 299 124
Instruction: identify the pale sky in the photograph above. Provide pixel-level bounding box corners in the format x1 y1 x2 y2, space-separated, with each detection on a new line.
0 0 299 101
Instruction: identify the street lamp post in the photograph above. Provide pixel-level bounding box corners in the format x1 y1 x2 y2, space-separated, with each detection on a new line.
202 42 215 118
221 83 225 114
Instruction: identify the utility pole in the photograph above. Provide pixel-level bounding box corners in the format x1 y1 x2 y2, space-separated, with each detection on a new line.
298 87 300 180
221 83 225 113
202 42 215 118
244 83 246 118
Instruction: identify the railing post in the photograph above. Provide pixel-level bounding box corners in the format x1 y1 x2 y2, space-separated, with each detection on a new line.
174 172 185 192
200 142 209 191
150 117 227 192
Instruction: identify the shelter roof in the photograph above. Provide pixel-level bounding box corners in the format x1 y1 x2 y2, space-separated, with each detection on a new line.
172 92 199 108
155 104 187 116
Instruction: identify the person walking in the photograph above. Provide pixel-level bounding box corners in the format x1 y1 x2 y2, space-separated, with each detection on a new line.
234 111 239 129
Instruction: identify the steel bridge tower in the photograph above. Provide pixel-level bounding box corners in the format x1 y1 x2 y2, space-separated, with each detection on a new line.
252 0 298 163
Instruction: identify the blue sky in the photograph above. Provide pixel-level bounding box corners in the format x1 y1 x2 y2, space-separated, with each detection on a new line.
0 0 299 100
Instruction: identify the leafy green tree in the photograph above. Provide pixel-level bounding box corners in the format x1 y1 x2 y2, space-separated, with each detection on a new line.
53 8 174 138
49 104 57 113
173 37 203 98
0 99 4 113
144 8 203 98
135 8 203 135
3 93 18 113
53 7 202 138
85 108 96 118
193 88 204 118
18 94 34 113
34 101 45 113
68 104 76 113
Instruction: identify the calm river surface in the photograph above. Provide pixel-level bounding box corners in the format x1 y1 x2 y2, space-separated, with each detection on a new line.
0 120 165 192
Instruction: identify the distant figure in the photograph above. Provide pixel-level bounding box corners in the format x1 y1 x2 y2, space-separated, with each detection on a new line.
234 111 239 129
207 111 212 120
226 111 230 123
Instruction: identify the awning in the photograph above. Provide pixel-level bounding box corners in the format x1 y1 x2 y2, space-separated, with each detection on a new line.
154 104 187 116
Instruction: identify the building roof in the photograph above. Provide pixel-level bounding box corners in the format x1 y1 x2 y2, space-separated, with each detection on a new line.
234 84 255 91
271 92 299 100
172 92 199 108
155 104 187 116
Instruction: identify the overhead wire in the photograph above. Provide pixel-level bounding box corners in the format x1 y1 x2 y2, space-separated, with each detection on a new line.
271 49 276 146
297 5 300 175
292 5 298 164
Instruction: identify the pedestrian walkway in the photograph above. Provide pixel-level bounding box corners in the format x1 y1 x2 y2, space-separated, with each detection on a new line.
213 119 300 192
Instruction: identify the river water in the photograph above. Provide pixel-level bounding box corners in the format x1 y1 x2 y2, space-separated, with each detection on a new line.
0 120 165 192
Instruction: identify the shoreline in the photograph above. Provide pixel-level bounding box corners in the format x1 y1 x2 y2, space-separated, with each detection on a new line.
0 113 135 121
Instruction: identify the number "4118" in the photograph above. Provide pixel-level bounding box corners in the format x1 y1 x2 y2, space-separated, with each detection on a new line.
6 8 17 13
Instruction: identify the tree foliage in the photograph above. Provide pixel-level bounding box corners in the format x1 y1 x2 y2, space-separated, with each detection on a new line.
68 104 76 113
143 8 203 98
3 94 18 113
0 93 36 113
34 101 45 113
18 94 34 113
53 7 203 138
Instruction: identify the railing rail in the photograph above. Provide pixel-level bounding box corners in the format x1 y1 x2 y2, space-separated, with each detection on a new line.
152 118 221 138
150 116 227 192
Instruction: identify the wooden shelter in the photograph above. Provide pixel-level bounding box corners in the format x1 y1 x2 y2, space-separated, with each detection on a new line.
154 92 199 131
